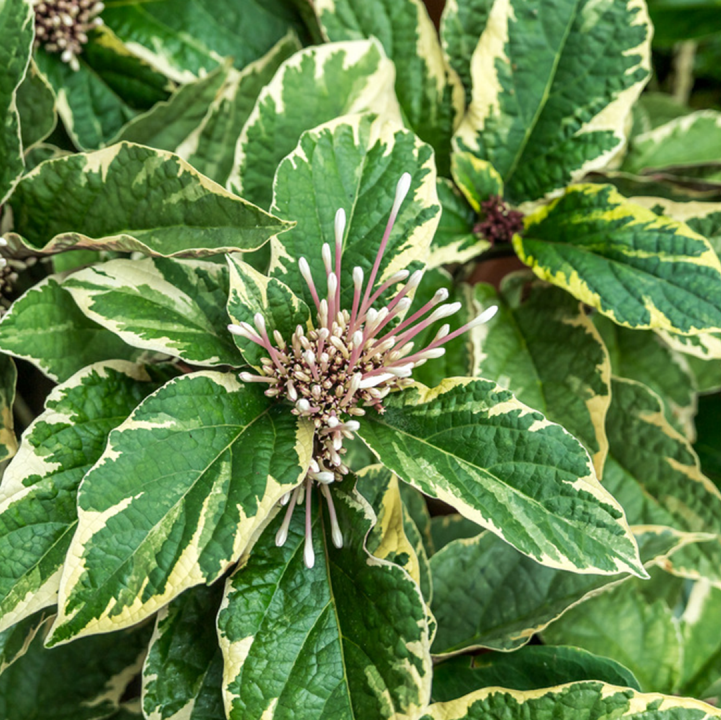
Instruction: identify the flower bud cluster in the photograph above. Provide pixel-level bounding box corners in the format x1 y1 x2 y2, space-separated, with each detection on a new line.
33 0 104 71
230 174 498 567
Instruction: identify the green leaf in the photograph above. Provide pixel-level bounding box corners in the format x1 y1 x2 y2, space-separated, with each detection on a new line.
8 142 289 258
472 280 611 475
694 393 721 488
142 584 225 720
0 353 17 463
228 39 402 209
428 179 489 268
226 255 311 369
356 464 431 601
429 514 481 552
0 361 170 634
678 580 721 700
420 681 721 720
269 113 439 310
603 377 721 585
34 26 172 150
453 0 651 204
0 277 141 382
357 378 643 576
47 371 313 645
0 610 51 675
450 151 503 212
315 0 464 176
594 316 695 436
16 59 56 151
101 0 304 81
0 621 152 720
543 571 683 693
0 0 33 204
432 646 641 702
429 526 690 655
63 257 240 367
217 481 431 720
398 482 434 558
178 32 301 187
514 183 721 334
440 0 493 106
649 0 721 43
625 111 721 174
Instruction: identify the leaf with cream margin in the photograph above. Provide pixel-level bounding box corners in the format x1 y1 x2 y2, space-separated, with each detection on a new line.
217 480 431 720
142 584 225 720
269 113 439 311
440 0 493 106
6 142 289 259
453 0 651 204
0 353 17 463
429 525 697 655
418 681 721 720
46 372 313 645
63 257 239 367
100 0 304 82
0 620 153 720
471 280 611 476
315 0 464 176
603 377 721 586
226 255 311 369
0 0 33 204
0 361 172 634
357 378 645 577
0 277 142 383
0 610 52 675
228 39 402 208
514 184 721 334
16 58 56 151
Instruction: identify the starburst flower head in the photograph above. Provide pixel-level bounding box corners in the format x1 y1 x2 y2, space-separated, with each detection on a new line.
228 174 498 568
33 0 104 71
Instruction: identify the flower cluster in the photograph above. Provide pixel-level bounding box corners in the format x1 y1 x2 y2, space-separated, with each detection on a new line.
33 0 104 71
475 195 524 245
229 174 497 568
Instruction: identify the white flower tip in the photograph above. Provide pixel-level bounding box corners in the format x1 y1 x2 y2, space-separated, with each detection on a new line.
345 420 360 432
433 288 450 303
351 330 364 348
322 243 332 266
397 297 412 311
469 305 499 328
328 273 338 293
315 471 335 484
228 323 243 336
327 416 340 428
298 256 311 275
407 270 424 289
392 172 412 215
334 208 346 245
275 526 289 547
359 372 394 389
297 399 311 412
239 372 254 382
353 266 364 287
332 526 343 549
0 237 8 247
304 539 315 568
435 301 462 320
253 312 266 331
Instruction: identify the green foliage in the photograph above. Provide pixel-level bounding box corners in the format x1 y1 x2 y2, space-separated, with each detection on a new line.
1 0 721 717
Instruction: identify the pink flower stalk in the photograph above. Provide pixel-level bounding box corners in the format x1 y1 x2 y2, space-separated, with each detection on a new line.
229 173 498 567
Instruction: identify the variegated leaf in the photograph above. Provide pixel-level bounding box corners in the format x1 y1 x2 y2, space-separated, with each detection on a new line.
419 681 721 720
428 179 489 268
217 481 431 720
0 621 152 720
357 378 645 576
315 0 464 176
142 584 225 720
101 0 303 82
430 514 482 552
594 316 696 438
47 372 313 645
514 184 721 334
34 26 172 150
228 39 402 208
542 569 684 692
450 151 503 213
0 361 171 634
63 257 239 367
454 0 651 204
0 610 52 675
7 142 289 259
0 353 16 463
269 113 440 310
398 482 434 558
0 277 142 382
604 377 721 586
429 525 695 655
432 646 640 702
624 110 721 174
16 58 56 151
439 0 493 106
226 255 311 369
178 32 301 187
472 280 611 475
0 0 33 204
